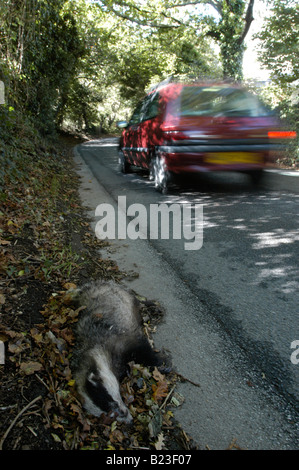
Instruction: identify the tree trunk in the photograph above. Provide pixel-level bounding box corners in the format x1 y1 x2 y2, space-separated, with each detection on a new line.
221 40 246 82
207 0 255 81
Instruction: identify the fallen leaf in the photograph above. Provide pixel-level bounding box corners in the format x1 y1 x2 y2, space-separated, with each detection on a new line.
30 328 43 345
20 361 43 375
70 403 91 432
110 429 125 444
148 407 162 438
154 433 165 450
8 337 30 354
170 392 185 407
63 282 77 290
152 380 168 402
0 238 11 246
153 367 165 382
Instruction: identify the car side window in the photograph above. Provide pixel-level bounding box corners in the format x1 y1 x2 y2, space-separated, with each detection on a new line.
128 92 160 126
128 101 144 126
143 93 160 121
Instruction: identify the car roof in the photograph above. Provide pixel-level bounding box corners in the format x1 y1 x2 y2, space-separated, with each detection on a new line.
150 81 243 97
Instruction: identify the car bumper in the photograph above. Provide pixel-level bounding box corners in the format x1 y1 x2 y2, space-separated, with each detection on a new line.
157 143 284 173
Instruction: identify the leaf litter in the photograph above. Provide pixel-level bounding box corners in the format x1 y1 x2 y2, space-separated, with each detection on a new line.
0 134 197 451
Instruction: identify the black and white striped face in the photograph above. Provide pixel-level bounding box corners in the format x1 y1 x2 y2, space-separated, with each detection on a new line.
83 352 132 424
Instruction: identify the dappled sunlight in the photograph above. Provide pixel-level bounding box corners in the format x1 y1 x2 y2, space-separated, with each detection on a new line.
90 141 299 300
250 229 299 249
254 255 299 294
280 280 299 295
81 138 119 148
158 183 299 298
229 219 248 231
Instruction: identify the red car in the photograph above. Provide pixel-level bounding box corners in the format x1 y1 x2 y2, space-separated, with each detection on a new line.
118 82 295 193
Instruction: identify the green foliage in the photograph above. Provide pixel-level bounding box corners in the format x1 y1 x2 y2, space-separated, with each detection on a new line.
0 105 41 193
256 0 298 84
0 0 296 143
60 0 221 132
96 0 254 82
0 0 85 134
0 0 254 134
256 0 299 165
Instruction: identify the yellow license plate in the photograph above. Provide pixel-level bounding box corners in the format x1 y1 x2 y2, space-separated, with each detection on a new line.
205 152 262 165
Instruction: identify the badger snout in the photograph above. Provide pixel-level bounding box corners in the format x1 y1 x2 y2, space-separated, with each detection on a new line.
110 402 133 424
115 407 133 424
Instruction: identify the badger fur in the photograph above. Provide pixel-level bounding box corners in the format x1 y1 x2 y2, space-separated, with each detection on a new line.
71 280 165 423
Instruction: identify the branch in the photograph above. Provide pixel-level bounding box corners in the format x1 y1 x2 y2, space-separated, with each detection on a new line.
165 0 223 15
166 0 203 6
0 395 42 450
100 0 222 29
100 0 181 29
238 0 255 45
161 11 184 27
206 1 223 15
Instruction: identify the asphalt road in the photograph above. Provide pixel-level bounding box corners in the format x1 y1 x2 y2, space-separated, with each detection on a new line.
74 138 299 450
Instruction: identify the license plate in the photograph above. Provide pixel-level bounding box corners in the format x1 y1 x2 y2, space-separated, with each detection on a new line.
205 152 263 165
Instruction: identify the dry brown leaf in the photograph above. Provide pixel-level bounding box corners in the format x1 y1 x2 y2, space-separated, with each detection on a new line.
63 282 77 290
20 361 43 375
153 367 165 382
152 380 168 402
30 327 44 345
0 238 11 246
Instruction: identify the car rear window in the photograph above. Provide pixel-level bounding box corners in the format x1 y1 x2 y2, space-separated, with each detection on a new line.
176 86 271 117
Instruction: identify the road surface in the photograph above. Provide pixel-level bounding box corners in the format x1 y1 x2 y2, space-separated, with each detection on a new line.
74 138 299 450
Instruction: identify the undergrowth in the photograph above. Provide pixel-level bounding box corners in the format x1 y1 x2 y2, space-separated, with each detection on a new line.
0 108 196 450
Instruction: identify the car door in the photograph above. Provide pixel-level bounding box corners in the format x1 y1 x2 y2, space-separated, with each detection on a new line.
134 91 161 168
123 101 144 166
124 92 161 169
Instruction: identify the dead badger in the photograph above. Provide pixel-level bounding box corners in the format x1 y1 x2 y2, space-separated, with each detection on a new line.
71 280 165 423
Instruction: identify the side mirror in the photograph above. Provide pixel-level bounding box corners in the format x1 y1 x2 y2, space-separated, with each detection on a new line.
116 121 128 129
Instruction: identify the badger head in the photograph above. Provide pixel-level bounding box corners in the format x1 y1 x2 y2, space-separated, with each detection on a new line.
78 350 132 424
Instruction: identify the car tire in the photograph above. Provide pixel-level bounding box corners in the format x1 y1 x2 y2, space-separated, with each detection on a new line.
153 156 170 194
119 150 131 174
149 158 155 181
249 170 264 187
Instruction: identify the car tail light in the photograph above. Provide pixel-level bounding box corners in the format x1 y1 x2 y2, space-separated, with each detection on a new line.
268 131 297 139
162 130 189 141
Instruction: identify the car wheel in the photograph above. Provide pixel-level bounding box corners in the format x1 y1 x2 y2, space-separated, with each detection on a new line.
149 158 155 181
119 150 131 174
154 156 170 194
249 170 264 187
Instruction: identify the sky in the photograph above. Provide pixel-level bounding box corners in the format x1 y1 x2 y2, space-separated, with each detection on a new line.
243 0 271 81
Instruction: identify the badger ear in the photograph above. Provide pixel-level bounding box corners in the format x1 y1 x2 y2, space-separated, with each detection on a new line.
87 372 99 387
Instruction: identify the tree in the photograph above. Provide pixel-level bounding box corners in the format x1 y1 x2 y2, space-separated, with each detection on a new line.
96 0 255 80
59 0 221 131
205 0 254 80
0 0 85 133
256 0 298 85
255 0 298 163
